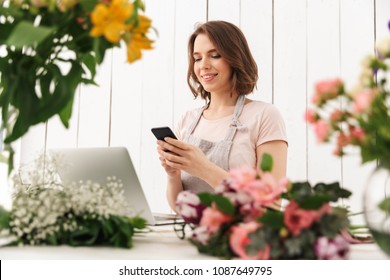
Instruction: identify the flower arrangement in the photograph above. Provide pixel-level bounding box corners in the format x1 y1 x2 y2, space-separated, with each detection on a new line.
0 152 146 247
0 0 154 171
305 22 390 256
305 25 390 167
176 155 351 260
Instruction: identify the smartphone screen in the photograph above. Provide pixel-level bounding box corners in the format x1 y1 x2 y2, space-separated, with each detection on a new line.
151 127 177 141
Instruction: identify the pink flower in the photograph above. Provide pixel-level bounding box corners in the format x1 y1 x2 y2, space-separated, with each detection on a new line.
199 204 233 234
349 126 366 144
334 131 351 155
229 166 257 191
305 109 317 124
284 201 318 236
229 222 270 260
312 79 343 105
223 190 253 207
284 201 331 236
245 173 289 206
176 191 206 224
314 120 330 142
191 226 211 245
353 89 376 113
330 109 344 123
315 235 349 260
239 203 265 222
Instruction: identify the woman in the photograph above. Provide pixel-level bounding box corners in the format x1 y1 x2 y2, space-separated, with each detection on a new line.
157 21 288 211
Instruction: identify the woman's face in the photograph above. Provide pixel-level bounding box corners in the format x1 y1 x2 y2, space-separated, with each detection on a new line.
193 34 232 96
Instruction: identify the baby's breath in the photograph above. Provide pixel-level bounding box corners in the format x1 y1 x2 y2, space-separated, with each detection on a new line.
0 151 145 247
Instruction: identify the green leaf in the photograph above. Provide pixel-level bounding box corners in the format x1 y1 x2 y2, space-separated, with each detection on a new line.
297 195 330 209
0 22 15 43
6 21 55 49
78 0 100 12
258 211 284 229
260 153 273 172
82 53 97 80
0 206 11 229
379 198 390 215
213 195 235 215
198 193 235 215
129 216 147 229
198 193 214 207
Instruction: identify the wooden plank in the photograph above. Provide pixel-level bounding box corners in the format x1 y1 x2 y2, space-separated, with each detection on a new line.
306 0 342 184
77 51 112 147
241 0 273 103
110 45 144 175
208 0 240 25
173 0 207 125
45 87 80 149
274 0 307 181
340 0 375 223
138 0 176 213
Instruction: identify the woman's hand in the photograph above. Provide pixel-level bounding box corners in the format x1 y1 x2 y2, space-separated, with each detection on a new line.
157 137 229 188
157 137 210 179
157 143 180 178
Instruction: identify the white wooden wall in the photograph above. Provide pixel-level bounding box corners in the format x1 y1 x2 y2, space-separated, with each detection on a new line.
1 0 389 219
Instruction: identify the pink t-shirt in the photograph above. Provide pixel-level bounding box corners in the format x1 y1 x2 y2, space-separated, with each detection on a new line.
175 100 288 169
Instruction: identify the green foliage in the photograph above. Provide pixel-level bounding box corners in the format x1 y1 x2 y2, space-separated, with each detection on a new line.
379 198 390 215
284 181 351 210
0 0 154 174
198 192 235 215
260 153 273 172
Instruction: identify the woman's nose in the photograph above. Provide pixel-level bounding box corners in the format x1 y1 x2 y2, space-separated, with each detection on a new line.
200 58 210 69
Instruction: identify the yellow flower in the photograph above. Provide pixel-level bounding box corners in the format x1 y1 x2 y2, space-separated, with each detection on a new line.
125 14 154 62
126 33 153 63
129 14 152 34
90 0 133 43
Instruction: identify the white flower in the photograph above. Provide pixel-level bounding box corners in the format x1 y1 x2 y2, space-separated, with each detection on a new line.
376 36 390 57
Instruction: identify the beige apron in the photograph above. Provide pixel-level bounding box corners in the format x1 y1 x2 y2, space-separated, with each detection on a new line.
181 95 247 192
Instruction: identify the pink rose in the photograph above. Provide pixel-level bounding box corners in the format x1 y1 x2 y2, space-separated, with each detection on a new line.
239 203 265 222
314 120 330 142
284 201 331 236
330 109 344 123
304 109 317 124
245 173 288 206
349 126 366 144
353 89 376 113
284 201 318 236
312 79 343 105
229 222 270 260
229 165 257 191
199 204 233 234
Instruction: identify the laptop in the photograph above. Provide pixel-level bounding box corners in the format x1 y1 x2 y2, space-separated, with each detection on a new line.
49 146 182 226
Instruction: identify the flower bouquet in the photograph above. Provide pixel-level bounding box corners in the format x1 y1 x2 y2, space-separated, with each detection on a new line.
0 152 147 247
176 155 351 259
0 0 154 171
305 22 390 255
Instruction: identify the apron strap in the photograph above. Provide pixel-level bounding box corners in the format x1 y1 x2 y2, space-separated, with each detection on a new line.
225 95 247 142
187 106 206 136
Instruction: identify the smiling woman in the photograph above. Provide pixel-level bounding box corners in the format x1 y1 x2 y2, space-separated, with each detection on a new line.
156 20 288 211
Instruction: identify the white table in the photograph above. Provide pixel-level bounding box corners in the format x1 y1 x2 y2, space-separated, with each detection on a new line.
0 226 388 260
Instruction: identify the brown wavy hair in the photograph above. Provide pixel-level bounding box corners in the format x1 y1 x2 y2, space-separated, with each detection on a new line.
187 21 258 102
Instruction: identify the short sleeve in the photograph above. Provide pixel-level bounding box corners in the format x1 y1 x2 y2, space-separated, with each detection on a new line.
256 104 288 147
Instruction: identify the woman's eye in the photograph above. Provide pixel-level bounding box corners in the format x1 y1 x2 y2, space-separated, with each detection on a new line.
211 54 221 59
194 58 201 62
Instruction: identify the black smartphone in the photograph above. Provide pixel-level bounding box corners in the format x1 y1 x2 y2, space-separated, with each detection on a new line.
151 126 177 141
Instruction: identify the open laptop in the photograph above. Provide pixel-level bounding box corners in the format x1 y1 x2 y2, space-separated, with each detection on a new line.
49 147 182 226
